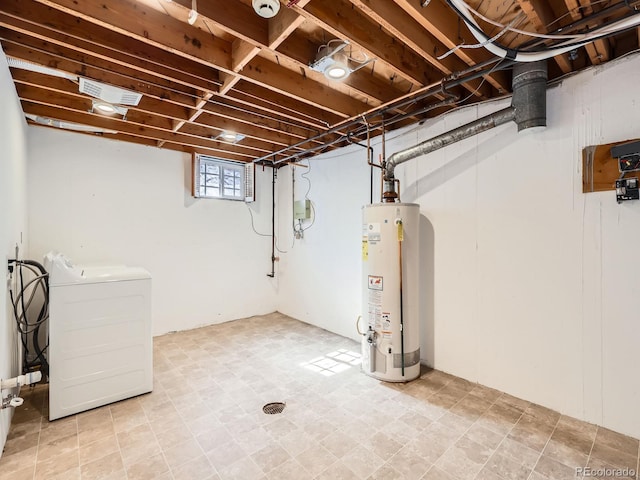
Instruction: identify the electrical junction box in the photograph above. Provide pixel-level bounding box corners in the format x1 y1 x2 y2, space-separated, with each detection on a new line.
294 200 311 220
615 177 639 204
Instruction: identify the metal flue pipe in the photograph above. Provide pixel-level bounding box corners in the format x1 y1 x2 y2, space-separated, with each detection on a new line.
382 61 547 201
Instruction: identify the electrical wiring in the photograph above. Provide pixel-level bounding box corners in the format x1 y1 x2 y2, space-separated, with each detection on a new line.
297 160 316 233
447 0 640 61
456 0 586 40
437 15 525 59
245 203 271 237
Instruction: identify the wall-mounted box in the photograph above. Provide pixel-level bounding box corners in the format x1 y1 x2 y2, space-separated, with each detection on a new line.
294 200 311 220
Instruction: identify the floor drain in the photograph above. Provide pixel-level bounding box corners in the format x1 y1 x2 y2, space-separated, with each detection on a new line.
263 402 286 415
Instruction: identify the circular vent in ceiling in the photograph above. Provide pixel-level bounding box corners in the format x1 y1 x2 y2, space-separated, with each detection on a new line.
252 0 280 18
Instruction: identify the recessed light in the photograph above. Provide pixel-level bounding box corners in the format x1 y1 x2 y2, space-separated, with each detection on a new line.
91 99 128 117
214 131 245 143
93 101 117 114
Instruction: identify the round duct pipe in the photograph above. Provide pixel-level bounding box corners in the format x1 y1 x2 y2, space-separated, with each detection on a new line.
512 61 548 132
253 0 280 18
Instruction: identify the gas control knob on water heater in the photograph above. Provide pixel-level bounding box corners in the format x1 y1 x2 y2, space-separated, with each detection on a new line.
361 203 420 382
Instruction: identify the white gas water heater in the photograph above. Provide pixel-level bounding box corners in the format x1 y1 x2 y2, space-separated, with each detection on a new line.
361 203 420 382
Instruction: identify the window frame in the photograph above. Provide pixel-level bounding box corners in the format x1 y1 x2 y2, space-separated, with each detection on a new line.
192 154 247 201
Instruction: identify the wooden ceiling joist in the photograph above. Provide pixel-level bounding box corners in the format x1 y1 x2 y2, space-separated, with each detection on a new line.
0 0 633 163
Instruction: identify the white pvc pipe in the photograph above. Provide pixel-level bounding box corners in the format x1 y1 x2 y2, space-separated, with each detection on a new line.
1 371 42 390
450 0 640 62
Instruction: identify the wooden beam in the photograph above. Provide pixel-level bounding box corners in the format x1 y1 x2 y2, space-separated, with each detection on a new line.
225 81 342 130
294 0 440 87
241 56 368 118
33 0 373 118
21 100 257 162
392 0 510 92
0 0 221 91
514 0 572 73
14 73 308 150
346 0 493 98
1 41 200 107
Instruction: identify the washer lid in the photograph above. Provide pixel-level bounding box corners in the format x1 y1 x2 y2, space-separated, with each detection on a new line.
44 252 150 286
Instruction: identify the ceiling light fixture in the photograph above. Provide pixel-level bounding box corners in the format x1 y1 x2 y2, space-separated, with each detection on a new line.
26 114 118 134
188 0 198 24
214 131 245 143
91 100 128 117
309 40 374 81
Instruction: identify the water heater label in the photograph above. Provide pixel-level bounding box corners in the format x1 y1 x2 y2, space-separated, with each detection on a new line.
367 223 381 243
362 240 368 261
368 275 383 290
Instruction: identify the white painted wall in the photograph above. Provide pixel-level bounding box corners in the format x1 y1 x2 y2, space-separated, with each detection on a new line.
28 129 277 336
277 53 640 439
0 47 29 454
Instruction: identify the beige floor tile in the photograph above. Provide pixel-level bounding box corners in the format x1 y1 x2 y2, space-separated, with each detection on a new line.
77 406 112 432
6 419 41 441
583 456 638 480
320 429 361 459
171 454 217 480
387 445 432 480
590 442 638 471
36 432 78 462
162 436 204 470
1 431 39 457
543 438 589 470
0 464 34 480
116 422 157 452
79 433 119 465
507 413 556 451
0 445 37 474
1 314 639 480
216 456 264 480
250 443 291 473
484 451 532 480
296 445 338 477
265 458 312 480
595 427 640 458
341 444 385 478
78 419 116 447
534 454 578 480
422 466 456 480
317 460 360 480
34 449 79 480
125 452 170 480
206 438 248 470
79 451 125 480
233 425 273 455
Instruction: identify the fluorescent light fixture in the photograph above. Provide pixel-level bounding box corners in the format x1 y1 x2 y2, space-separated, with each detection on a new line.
188 0 198 24
214 131 245 143
25 114 118 134
6 57 77 81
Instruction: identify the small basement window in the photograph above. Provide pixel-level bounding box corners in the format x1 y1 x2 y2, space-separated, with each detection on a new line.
193 154 254 202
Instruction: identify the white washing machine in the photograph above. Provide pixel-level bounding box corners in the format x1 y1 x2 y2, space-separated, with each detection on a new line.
45 253 153 420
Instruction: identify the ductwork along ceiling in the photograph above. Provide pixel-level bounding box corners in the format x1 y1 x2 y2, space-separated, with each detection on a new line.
1 0 638 165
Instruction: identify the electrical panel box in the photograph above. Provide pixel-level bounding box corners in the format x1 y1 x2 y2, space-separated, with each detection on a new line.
294 200 311 220
615 177 639 204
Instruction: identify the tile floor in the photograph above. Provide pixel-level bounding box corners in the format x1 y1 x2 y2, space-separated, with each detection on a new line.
0 312 638 480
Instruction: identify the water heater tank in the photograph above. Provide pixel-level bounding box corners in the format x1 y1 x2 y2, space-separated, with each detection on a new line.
361 203 420 382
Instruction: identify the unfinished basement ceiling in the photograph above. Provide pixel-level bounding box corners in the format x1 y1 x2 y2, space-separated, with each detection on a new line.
1 0 638 164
